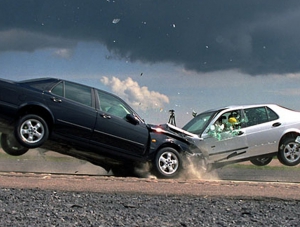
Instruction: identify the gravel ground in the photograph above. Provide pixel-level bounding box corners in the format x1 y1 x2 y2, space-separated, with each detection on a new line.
0 188 299 227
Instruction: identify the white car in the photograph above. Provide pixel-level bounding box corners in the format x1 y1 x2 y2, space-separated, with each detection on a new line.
181 104 300 168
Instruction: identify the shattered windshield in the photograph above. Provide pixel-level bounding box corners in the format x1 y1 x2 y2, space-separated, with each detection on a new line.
182 111 217 135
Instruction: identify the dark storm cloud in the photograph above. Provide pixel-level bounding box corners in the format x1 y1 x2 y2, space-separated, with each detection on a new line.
1 0 300 75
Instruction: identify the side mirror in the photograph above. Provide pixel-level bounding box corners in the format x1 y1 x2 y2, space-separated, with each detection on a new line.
126 114 139 125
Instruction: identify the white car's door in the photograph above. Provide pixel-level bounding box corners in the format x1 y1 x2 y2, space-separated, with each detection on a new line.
201 129 248 163
200 109 248 163
243 106 282 157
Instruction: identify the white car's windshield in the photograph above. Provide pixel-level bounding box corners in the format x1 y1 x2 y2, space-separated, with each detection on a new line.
182 111 217 135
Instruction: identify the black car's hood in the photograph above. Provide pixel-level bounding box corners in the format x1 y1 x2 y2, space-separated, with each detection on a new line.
149 123 200 141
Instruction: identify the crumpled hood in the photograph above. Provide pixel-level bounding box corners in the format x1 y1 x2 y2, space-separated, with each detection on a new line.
149 123 200 141
149 123 204 158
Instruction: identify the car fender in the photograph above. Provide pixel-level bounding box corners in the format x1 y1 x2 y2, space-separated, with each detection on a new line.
149 131 185 150
17 101 55 125
278 127 300 146
148 124 201 158
281 127 300 135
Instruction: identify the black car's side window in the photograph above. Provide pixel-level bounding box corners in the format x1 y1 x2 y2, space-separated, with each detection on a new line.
51 81 92 107
65 82 92 107
51 82 64 96
97 90 130 119
244 106 277 127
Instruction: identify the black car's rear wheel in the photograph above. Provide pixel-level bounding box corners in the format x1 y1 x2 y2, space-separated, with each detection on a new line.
1 133 29 156
153 147 182 179
250 157 273 166
14 114 49 148
278 137 300 166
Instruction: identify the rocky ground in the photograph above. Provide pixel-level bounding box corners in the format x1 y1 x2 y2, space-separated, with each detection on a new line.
1 149 300 226
0 187 299 227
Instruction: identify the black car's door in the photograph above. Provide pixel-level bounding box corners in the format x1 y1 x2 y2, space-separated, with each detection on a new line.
90 90 149 156
45 81 97 142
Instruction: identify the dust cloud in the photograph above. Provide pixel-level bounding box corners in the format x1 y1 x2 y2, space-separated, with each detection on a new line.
180 160 221 181
0 148 220 180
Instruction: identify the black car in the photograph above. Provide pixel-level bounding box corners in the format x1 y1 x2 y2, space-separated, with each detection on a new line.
0 77 202 178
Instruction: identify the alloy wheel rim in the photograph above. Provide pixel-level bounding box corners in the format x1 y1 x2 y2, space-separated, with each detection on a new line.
20 119 44 144
284 142 300 163
158 151 179 175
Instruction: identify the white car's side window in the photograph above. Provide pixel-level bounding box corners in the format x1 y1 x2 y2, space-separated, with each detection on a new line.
208 110 244 140
244 107 272 127
266 107 279 121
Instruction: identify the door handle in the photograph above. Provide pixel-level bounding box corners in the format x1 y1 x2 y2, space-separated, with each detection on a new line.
51 97 62 103
237 131 244 136
100 113 111 119
272 122 281 127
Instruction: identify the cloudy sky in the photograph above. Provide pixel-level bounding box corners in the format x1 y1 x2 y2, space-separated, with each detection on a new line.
1 0 300 126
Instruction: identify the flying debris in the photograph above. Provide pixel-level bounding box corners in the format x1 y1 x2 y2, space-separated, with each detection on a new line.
112 18 120 24
192 110 197 117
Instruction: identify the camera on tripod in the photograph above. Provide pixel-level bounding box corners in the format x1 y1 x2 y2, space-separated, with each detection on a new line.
168 109 176 126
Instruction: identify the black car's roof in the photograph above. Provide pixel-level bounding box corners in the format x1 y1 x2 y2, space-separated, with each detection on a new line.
19 77 61 91
20 77 98 91
19 77 60 83
20 77 115 96
18 77 142 118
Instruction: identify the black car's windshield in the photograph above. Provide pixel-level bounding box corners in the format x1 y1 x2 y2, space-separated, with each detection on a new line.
182 111 217 135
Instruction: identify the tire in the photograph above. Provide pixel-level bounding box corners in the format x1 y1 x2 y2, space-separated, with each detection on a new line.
250 157 273 166
278 137 300 166
1 133 29 156
14 114 49 148
153 147 182 179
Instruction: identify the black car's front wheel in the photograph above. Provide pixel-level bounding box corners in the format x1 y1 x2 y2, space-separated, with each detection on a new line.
278 137 300 166
153 147 182 179
1 133 29 156
250 157 273 166
14 114 49 148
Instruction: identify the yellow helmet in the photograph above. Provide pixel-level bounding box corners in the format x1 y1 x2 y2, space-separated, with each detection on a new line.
228 117 237 124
